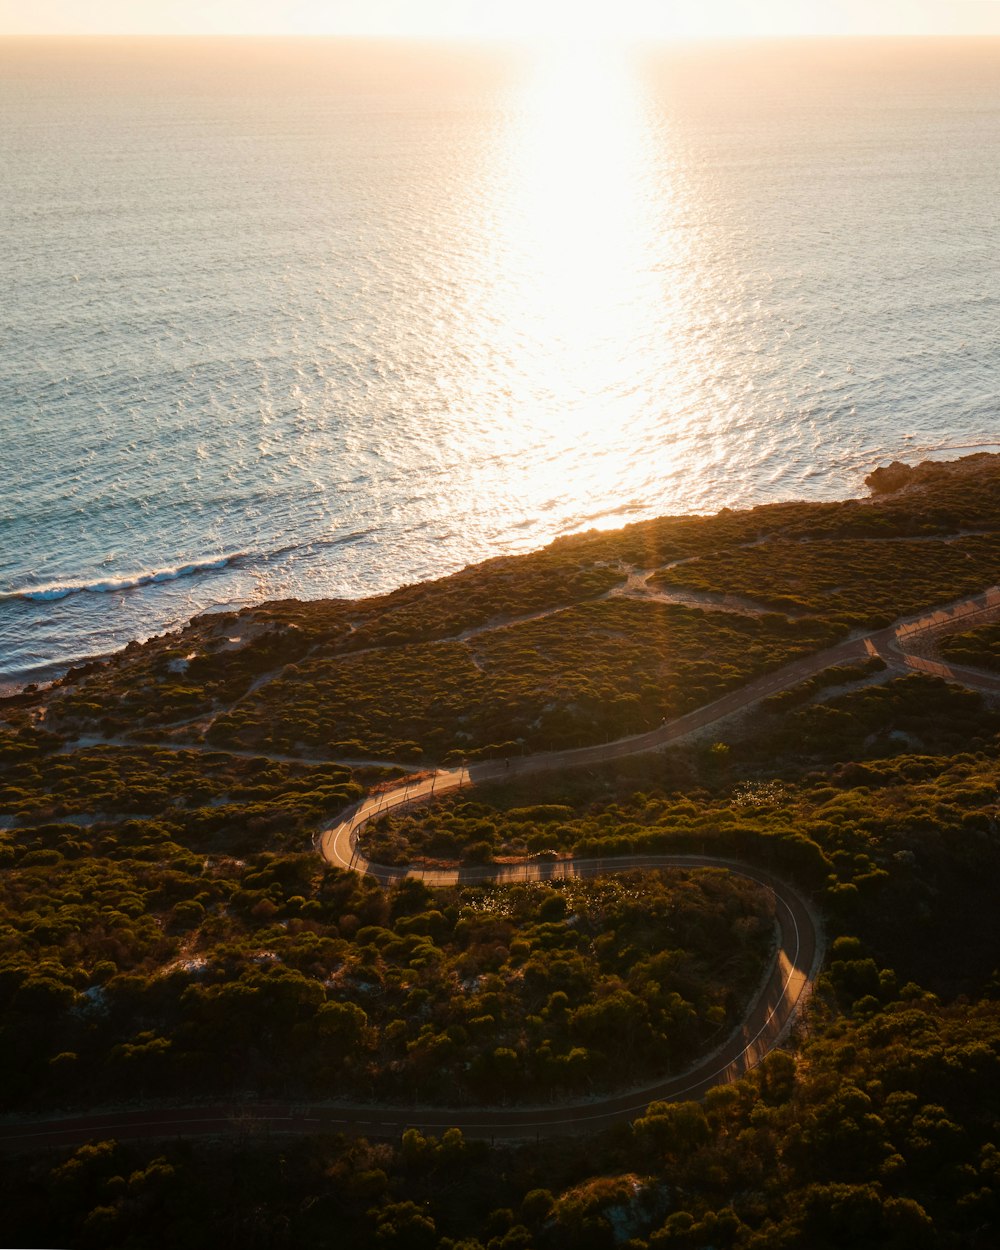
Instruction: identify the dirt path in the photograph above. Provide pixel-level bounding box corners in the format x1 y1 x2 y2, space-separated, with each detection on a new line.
57 586 1000 782
55 735 419 774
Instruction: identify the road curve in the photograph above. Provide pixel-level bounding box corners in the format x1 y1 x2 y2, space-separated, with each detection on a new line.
318 586 1000 855
7 586 1000 1153
0 854 819 1151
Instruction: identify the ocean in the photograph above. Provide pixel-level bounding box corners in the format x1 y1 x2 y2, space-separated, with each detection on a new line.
2 37 999 689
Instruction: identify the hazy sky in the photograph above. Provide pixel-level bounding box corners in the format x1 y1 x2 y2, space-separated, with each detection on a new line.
3 0 1000 37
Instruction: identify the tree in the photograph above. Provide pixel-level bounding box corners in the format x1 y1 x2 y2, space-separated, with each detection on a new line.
372 1200 436 1249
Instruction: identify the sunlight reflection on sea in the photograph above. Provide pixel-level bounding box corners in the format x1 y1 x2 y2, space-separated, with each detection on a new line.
1 38 999 684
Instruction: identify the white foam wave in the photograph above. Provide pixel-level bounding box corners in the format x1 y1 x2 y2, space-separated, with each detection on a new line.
3 554 247 605
1 530 376 607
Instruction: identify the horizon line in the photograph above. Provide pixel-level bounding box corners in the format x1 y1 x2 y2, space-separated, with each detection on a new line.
4 30 1000 41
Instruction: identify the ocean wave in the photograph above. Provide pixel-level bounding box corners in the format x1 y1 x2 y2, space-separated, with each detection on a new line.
250 529 372 568
1 529 378 606
2 554 248 604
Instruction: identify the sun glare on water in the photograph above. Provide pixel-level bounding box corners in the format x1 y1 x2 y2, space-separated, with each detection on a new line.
506 42 659 415
450 40 698 520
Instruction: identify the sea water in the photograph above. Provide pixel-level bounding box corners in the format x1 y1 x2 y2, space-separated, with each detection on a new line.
2 37 999 688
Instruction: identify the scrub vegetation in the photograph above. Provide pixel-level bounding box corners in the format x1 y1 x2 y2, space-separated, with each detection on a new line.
4 994 997 1250
0 839 772 1112
2 455 1000 1247
649 532 1000 630
15 452 1000 756
206 600 836 762
0 743 367 847
939 620 1000 671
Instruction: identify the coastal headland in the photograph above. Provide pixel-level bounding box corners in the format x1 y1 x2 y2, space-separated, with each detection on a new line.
2 455 1000 1245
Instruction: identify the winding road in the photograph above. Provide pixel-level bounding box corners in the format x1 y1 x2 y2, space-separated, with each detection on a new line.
0 853 817 1150
3 585 1000 1153
320 584 1000 871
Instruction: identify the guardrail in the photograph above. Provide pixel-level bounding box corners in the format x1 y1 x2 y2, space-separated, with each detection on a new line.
345 768 470 845
895 587 1000 641
898 654 957 680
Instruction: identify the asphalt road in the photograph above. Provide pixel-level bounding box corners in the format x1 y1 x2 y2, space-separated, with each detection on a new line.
5 584 998 1153
0 854 819 1150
